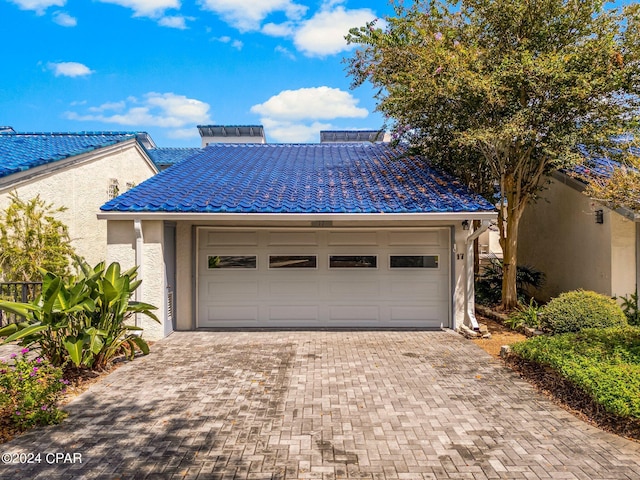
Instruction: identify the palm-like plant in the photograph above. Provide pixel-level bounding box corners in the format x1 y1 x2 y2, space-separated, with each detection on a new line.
0 262 158 369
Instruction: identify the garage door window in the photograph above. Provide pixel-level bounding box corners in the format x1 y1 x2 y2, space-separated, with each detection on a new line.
208 255 257 269
329 255 377 269
389 255 439 268
269 255 317 269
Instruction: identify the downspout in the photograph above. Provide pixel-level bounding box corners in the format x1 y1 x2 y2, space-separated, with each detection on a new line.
464 220 491 330
134 219 143 328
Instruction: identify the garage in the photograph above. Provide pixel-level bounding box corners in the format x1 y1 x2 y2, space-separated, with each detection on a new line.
100 141 497 338
197 227 451 328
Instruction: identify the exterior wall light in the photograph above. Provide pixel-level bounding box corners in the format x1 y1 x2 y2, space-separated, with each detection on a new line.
462 220 470 230
595 209 604 224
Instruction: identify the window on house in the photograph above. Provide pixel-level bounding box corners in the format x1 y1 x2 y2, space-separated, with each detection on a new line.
269 255 317 269
389 255 439 268
208 255 257 269
329 255 377 269
107 178 120 200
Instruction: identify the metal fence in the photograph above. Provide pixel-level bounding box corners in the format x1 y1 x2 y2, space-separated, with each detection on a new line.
0 282 42 327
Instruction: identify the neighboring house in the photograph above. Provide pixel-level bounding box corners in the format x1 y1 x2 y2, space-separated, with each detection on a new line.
198 125 266 146
0 131 159 268
99 142 496 340
147 147 203 171
519 155 639 301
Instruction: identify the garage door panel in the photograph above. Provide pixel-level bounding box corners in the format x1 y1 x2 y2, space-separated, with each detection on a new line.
390 306 445 324
202 305 259 324
390 279 446 297
204 231 258 246
328 231 378 245
268 232 318 246
329 305 379 322
207 280 259 296
269 305 319 321
328 280 381 297
269 281 320 296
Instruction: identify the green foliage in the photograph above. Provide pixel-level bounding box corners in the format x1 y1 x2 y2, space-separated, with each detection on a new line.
0 192 77 281
0 348 67 430
618 292 640 326
475 257 544 306
539 290 627 334
506 298 541 330
0 261 159 370
345 0 640 308
511 327 640 418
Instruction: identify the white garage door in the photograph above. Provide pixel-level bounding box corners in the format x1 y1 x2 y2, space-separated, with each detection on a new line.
197 228 451 328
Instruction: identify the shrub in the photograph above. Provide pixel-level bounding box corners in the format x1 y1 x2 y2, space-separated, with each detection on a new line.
619 293 640 326
475 257 544 306
0 348 67 430
511 326 640 419
506 298 541 330
539 290 627 334
0 261 159 370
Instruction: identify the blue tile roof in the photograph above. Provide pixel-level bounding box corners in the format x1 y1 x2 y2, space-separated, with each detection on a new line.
0 132 139 179
567 146 640 183
146 147 203 168
101 143 495 214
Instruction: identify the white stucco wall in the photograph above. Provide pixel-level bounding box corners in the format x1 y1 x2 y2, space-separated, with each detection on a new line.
105 220 167 341
519 176 636 300
0 141 157 269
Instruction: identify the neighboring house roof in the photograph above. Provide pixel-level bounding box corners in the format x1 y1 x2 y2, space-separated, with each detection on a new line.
566 145 640 185
101 143 495 214
0 131 142 179
320 130 388 143
146 147 203 169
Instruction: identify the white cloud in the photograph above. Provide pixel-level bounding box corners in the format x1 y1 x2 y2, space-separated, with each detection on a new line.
262 119 332 143
215 36 243 49
294 5 379 57
262 21 294 37
48 62 94 77
251 86 368 121
274 45 295 60
97 0 180 18
158 15 190 28
52 11 76 26
7 0 64 14
199 0 307 32
251 86 368 142
65 92 212 130
167 128 200 139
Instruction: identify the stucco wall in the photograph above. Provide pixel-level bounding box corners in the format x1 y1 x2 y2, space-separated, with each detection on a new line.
105 220 167 341
0 142 157 269
519 176 635 300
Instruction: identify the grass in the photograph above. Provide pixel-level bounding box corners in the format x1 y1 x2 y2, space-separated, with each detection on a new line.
511 326 640 420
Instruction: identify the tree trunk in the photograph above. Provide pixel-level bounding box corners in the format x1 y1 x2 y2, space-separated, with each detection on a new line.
501 199 525 310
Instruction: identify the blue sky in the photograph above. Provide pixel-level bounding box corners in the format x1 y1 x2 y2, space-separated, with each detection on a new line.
0 0 394 146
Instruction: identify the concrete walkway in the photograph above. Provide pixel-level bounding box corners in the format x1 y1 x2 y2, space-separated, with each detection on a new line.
1 330 639 479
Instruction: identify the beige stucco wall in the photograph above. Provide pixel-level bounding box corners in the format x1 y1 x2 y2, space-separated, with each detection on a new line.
105 220 167 341
0 141 157 268
519 176 636 300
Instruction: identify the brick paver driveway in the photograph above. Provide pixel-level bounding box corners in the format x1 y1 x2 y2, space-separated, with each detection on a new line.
1 330 640 479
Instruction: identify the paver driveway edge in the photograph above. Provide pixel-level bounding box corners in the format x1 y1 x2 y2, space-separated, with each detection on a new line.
1 330 639 480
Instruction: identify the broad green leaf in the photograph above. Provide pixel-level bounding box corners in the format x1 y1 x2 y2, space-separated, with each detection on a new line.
130 336 150 355
63 335 85 367
0 300 38 318
2 323 47 344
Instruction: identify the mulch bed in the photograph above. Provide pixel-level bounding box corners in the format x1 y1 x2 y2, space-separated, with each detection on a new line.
504 354 640 442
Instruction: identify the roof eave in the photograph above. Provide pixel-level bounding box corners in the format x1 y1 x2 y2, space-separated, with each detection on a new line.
553 170 640 222
97 211 498 221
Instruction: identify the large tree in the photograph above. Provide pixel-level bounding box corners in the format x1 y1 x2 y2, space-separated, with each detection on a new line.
0 192 76 281
346 0 640 308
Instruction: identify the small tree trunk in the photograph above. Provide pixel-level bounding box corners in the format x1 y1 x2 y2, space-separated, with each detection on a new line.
501 201 525 310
